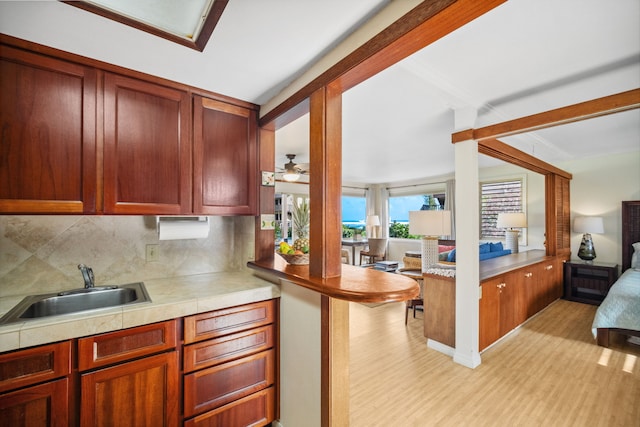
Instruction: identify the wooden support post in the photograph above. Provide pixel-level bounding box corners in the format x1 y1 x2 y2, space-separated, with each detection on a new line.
255 126 275 263
321 296 349 427
309 84 342 279
309 83 348 426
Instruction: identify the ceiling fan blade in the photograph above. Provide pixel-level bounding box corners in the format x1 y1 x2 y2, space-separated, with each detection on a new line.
294 163 310 173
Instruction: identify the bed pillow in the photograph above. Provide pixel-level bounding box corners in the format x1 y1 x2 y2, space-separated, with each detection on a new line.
633 242 640 270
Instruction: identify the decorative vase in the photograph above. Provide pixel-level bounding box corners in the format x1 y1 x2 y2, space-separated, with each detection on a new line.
577 233 596 262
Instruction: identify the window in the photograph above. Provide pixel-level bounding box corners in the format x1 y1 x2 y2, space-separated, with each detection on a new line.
342 195 366 236
480 179 524 239
388 193 445 238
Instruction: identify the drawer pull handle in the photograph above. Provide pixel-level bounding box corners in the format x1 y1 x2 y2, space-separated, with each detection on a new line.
545 265 553 270
525 272 533 278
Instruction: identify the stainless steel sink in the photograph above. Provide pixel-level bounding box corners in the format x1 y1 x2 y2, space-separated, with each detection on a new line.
0 282 151 325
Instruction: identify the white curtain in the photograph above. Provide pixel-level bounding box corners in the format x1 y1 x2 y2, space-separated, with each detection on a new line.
364 185 389 238
444 179 456 239
379 187 389 238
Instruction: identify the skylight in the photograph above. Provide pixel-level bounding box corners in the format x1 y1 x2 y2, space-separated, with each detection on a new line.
64 0 227 51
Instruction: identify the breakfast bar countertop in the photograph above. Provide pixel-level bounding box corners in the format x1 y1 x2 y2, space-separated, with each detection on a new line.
0 271 280 353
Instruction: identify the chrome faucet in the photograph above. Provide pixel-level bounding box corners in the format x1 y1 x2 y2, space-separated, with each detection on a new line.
78 264 95 288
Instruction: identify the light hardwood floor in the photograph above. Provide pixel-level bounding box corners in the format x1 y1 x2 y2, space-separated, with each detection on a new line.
349 299 640 426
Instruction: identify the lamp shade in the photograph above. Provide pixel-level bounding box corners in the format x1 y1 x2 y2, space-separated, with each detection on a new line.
409 210 451 236
573 216 604 234
496 212 527 229
366 215 381 227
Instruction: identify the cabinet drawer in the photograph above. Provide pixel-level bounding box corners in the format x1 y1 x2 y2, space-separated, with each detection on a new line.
0 341 71 393
184 387 275 427
184 300 275 344
184 349 275 418
78 320 177 371
0 377 69 427
184 325 274 373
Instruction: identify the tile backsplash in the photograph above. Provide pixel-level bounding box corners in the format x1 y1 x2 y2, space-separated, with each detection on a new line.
0 215 255 297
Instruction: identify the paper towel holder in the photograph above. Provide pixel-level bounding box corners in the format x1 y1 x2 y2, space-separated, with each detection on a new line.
156 216 210 240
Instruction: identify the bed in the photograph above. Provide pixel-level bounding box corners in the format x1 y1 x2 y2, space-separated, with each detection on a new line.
592 200 640 347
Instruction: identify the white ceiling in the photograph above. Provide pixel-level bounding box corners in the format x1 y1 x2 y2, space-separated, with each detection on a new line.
1 0 638 186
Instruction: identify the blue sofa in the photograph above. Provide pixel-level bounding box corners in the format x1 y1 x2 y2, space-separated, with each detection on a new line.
446 242 511 262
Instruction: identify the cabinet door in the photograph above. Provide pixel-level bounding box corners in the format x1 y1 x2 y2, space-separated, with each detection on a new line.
103 73 191 214
500 271 526 336
0 378 69 427
80 351 179 427
0 45 97 213
523 263 545 318
193 96 257 215
479 277 502 351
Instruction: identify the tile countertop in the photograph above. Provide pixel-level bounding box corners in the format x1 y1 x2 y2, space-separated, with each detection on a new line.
0 272 281 353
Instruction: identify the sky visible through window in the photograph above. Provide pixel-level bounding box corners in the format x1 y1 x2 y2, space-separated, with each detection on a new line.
342 195 433 226
342 196 366 226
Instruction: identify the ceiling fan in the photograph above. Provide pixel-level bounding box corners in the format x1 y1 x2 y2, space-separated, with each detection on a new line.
277 154 310 182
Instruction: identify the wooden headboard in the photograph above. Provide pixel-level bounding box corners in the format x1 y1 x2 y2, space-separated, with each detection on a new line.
622 200 640 271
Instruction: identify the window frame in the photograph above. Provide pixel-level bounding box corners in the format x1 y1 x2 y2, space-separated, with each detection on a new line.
479 175 527 245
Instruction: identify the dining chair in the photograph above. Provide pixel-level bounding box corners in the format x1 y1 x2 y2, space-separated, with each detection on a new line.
359 238 387 265
341 249 350 264
398 266 424 324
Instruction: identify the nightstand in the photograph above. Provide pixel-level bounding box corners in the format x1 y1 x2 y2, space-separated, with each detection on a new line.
563 261 618 305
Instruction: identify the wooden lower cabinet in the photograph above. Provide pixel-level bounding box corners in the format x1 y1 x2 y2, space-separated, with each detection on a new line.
80 350 179 427
479 275 504 351
0 300 278 427
78 320 179 427
423 274 456 347
183 300 277 427
0 377 69 427
0 341 72 427
479 258 562 351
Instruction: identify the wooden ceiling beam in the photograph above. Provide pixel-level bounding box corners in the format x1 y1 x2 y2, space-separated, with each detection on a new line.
453 88 640 143
260 0 506 129
478 139 573 179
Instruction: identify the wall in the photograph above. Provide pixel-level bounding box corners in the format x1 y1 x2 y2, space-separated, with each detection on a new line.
0 215 255 297
559 150 640 266
277 281 322 427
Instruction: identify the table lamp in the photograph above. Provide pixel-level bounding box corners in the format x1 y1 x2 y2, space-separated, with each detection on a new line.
573 216 604 263
497 212 527 254
366 215 381 238
409 210 451 273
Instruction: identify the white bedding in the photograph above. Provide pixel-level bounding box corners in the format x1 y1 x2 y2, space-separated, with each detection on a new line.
592 268 640 337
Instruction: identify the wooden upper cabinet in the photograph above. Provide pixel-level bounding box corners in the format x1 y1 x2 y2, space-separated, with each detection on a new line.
0 45 97 213
193 96 257 215
103 73 191 214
